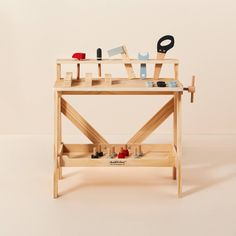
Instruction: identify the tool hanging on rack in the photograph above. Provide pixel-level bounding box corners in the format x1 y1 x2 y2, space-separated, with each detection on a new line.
97 48 102 77
154 35 175 80
107 45 136 79
138 52 149 79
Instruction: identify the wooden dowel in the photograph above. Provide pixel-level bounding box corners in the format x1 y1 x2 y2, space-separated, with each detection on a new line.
77 64 80 80
98 64 101 77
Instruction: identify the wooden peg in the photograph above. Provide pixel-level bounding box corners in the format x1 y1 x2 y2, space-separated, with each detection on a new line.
184 75 196 103
98 64 102 77
110 146 117 158
105 74 112 86
77 64 80 80
93 147 97 156
107 147 111 156
190 76 196 103
98 144 101 153
64 72 72 87
91 147 99 159
138 145 144 157
85 73 92 87
133 147 138 158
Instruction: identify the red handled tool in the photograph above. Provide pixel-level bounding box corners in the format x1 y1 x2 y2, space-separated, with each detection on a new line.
72 52 86 60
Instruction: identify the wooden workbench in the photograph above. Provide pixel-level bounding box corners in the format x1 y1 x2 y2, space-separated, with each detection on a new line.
53 58 183 198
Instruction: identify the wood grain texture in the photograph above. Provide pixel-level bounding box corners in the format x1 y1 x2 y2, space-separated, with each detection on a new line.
56 58 179 64
61 98 109 145
53 91 62 198
127 98 174 144
153 53 166 80
60 144 176 167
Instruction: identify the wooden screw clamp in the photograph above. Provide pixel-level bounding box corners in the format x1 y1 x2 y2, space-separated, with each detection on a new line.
184 76 196 103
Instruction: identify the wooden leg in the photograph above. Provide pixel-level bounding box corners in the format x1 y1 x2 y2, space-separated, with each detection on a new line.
177 160 182 198
175 92 182 198
59 167 62 180
54 91 62 198
173 93 177 180
172 167 176 180
53 166 59 198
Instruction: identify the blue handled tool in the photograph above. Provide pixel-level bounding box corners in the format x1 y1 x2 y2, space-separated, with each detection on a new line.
138 52 149 79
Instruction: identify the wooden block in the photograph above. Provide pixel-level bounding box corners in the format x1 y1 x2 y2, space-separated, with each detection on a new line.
93 147 97 156
64 72 72 87
104 74 112 86
85 73 92 87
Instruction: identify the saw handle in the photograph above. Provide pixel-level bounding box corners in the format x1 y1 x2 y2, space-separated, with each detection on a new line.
157 35 175 53
184 76 196 103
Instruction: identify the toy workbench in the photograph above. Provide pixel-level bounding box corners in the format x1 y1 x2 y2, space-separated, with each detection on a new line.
53 36 196 198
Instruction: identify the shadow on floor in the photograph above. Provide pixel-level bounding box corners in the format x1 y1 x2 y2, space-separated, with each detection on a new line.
182 146 236 197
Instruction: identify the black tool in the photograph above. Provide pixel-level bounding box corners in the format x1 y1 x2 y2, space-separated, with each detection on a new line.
157 81 166 87
97 48 102 60
97 48 102 77
154 35 175 80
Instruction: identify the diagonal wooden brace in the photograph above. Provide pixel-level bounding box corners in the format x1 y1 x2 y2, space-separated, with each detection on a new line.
61 98 109 144
127 98 174 144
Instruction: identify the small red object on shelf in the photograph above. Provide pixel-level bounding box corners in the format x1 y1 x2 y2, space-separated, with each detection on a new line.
118 147 126 158
123 145 129 156
72 52 86 60
123 149 129 156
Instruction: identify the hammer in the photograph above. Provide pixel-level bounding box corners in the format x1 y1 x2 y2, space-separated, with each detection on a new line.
107 45 135 79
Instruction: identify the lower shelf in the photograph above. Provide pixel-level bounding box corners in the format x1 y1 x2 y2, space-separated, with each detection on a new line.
60 144 177 167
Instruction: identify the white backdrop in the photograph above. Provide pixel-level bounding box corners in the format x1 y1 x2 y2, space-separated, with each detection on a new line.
1 0 236 135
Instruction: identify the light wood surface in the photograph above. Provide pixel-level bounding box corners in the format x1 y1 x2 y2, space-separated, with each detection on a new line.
53 57 183 198
53 91 62 198
54 78 183 92
175 92 182 197
61 144 175 167
57 59 179 64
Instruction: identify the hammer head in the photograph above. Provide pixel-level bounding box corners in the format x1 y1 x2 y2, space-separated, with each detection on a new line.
107 46 125 57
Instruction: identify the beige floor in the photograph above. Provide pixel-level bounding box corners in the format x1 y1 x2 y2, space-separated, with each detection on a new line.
0 135 236 236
